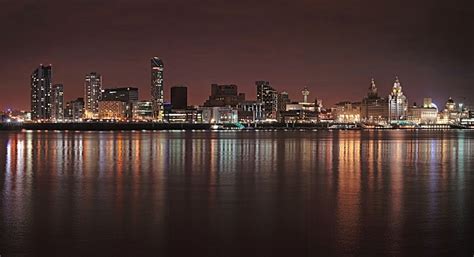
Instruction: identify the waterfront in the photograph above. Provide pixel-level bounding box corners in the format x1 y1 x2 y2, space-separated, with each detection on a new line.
0 130 473 256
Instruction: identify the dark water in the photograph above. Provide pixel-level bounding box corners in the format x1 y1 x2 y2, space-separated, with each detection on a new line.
0 130 473 257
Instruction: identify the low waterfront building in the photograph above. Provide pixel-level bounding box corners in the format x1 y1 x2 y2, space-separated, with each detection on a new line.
201 107 238 124
132 101 154 121
238 101 265 123
164 108 202 123
98 101 126 120
407 99 438 124
332 101 361 123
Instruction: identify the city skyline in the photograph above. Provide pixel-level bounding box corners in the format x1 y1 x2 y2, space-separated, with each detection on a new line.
6 61 474 112
1 0 473 110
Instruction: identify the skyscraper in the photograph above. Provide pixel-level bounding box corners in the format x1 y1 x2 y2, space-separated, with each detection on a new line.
84 72 102 119
30 64 52 120
256 81 277 119
151 57 164 120
51 84 64 121
171 86 188 109
388 76 408 122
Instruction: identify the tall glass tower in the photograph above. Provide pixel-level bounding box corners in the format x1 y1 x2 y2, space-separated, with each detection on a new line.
31 64 52 120
151 57 164 120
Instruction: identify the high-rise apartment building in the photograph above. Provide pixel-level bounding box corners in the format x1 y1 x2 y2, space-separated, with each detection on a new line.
84 72 102 119
31 64 52 120
51 84 64 121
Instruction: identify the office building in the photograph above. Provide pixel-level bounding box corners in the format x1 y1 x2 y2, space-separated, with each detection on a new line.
203 84 245 107
84 72 102 119
132 101 154 121
51 84 64 121
151 57 164 120
171 86 188 109
30 64 52 120
98 101 126 120
256 81 278 119
238 101 265 122
101 87 138 102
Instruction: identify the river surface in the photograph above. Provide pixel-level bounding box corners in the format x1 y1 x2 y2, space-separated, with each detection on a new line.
0 130 473 257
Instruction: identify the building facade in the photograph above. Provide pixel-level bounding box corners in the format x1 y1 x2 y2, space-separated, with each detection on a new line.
132 101 154 121
31 65 52 120
388 77 408 122
64 98 84 121
51 84 64 121
98 101 126 120
201 107 238 124
84 72 102 119
171 86 188 109
151 57 164 120
203 84 245 107
332 101 361 123
256 81 278 119
361 78 389 123
237 101 265 122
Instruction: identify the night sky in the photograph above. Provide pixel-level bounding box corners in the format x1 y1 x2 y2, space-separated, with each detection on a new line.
1 0 473 110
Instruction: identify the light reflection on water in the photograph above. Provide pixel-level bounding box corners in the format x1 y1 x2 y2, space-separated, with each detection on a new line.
0 130 473 257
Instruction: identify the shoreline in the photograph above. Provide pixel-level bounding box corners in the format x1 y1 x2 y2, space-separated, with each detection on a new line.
0 122 470 131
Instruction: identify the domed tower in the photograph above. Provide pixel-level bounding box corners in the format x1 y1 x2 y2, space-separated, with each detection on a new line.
445 97 456 112
368 78 378 98
391 76 403 96
302 87 310 103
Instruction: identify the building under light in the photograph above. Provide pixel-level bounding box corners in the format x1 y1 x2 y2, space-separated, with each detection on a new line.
407 98 438 124
332 101 361 123
132 101 154 121
98 101 126 120
201 107 238 124
84 72 102 119
51 84 64 121
388 76 408 123
31 64 52 121
361 78 389 124
64 98 84 121
237 101 265 122
256 81 278 119
151 57 164 121
101 87 138 119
